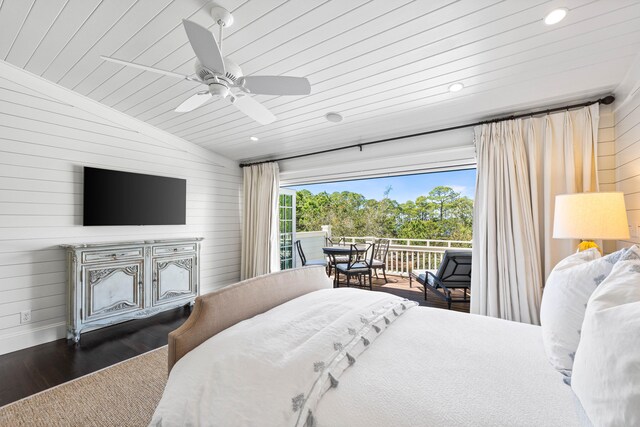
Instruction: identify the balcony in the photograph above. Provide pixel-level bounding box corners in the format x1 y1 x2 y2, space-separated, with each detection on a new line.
293 230 471 312
295 230 472 276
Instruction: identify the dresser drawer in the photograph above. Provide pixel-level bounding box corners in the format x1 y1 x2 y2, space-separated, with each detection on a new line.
153 244 196 256
82 248 144 263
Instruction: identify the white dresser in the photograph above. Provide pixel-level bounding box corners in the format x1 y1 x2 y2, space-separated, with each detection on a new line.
61 238 203 342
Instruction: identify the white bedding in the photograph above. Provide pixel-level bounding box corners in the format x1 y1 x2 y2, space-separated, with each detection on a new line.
318 307 579 427
151 288 579 427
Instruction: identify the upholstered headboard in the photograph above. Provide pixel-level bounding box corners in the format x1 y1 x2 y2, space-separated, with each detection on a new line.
167 266 332 373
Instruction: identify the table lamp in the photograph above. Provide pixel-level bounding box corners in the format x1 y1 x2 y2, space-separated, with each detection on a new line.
553 192 630 253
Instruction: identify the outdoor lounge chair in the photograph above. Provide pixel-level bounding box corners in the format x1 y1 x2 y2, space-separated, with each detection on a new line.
409 249 472 309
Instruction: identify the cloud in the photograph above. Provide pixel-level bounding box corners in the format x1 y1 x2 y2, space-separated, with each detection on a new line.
447 185 467 194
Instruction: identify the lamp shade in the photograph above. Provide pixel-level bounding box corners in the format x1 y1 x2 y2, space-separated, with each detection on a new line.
553 192 629 240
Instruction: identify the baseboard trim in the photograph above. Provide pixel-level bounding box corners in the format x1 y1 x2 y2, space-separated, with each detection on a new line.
0 322 67 356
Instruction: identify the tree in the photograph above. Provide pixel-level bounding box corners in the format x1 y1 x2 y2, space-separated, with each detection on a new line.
295 189 328 232
293 185 473 241
427 186 459 221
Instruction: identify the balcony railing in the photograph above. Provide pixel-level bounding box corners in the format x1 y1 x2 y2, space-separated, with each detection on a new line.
295 231 471 276
343 236 472 276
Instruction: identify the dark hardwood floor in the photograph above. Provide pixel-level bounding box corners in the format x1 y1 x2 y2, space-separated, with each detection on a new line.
0 306 191 407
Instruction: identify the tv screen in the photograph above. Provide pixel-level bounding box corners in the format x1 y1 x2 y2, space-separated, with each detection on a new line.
83 167 186 226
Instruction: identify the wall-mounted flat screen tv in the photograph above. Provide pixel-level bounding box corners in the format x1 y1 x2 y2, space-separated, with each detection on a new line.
83 167 186 226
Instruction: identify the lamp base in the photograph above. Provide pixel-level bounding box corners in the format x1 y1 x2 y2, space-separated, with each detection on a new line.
577 240 601 254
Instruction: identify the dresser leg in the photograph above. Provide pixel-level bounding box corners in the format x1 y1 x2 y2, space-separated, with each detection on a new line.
182 301 194 314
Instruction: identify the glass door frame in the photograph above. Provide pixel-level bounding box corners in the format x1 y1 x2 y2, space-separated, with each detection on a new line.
279 188 297 270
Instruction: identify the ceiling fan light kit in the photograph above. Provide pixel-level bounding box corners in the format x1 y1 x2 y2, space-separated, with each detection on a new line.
100 3 310 125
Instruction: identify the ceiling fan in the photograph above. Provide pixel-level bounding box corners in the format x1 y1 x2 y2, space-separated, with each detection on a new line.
100 4 311 125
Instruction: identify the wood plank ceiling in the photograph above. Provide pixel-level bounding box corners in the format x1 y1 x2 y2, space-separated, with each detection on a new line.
1 0 640 163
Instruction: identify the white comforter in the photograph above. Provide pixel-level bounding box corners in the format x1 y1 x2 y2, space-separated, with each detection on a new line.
151 288 416 427
151 288 579 427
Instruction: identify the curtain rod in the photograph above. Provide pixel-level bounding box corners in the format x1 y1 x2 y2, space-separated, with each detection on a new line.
239 95 615 168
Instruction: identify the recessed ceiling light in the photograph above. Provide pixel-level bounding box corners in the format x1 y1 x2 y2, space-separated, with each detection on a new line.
325 112 343 123
544 8 567 25
250 136 259 141
448 82 464 93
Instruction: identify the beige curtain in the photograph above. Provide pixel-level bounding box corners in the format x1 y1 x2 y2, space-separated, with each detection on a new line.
472 105 599 324
241 162 280 280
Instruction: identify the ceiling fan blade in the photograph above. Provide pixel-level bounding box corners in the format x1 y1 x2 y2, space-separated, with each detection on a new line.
241 76 311 95
175 91 212 112
100 56 201 83
230 95 276 125
182 19 225 75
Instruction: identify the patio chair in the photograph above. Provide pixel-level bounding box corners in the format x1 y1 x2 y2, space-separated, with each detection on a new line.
295 240 327 270
325 236 346 247
371 238 390 283
334 243 375 290
409 250 471 309
324 236 347 276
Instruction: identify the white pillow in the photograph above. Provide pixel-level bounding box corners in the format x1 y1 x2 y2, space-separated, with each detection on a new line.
540 248 626 376
571 245 640 426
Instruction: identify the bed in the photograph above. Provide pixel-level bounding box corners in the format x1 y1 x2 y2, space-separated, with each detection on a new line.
151 266 580 427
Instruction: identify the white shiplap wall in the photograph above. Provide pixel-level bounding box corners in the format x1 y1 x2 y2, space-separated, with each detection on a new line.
615 84 640 248
598 103 616 254
598 103 616 192
0 60 242 355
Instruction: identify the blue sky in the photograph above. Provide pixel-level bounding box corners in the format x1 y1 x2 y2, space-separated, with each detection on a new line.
287 169 476 203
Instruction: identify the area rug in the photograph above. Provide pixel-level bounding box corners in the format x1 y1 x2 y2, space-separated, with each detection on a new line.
0 346 167 427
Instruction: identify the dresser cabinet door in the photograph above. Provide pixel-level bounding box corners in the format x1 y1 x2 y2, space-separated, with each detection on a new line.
151 255 197 306
82 261 144 321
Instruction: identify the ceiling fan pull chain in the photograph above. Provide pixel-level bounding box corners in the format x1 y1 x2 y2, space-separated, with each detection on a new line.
219 24 223 52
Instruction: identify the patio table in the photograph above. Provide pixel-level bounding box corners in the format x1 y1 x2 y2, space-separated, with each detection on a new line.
321 245 368 257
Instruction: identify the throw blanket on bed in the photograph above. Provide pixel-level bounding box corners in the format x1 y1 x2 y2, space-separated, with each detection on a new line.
150 288 416 427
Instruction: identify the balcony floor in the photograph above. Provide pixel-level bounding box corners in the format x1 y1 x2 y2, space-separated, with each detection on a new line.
334 274 470 313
